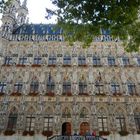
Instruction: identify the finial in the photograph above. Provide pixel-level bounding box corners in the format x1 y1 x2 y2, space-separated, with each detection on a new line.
22 0 27 7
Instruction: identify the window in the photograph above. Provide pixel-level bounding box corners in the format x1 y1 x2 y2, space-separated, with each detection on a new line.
111 83 120 94
95 82 104 94
0 82 6 93
4 57 12 65
137 58 140 66
44 116 53 131
78 56 86 65
79 82 87 94
63 81 71 94
122 57 130 66
108 56 115 66
98 116 108 131
63 55 71 65
7 113 18 131
48 55 56 65
127 83 136 95
93 56 101 66
116 115 126 131
19 57 27 65
30 81 39 93
47 81 55 93
14 82 22 93
26 115 35 131
134 113 140 131
33 57 41 65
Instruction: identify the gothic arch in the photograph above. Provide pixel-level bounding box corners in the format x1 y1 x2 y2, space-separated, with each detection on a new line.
79 107 89 118
113 106 127 116
8 106 18 114
26 106 37 114
44 106 54 115
133 107 140 114
97 106 108 116
62 107 71 118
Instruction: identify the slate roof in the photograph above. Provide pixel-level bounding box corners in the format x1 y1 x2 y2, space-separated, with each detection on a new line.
12 23 110 36
12 24 62 35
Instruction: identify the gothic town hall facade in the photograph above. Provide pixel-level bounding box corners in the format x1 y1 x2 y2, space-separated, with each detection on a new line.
0 0 140 140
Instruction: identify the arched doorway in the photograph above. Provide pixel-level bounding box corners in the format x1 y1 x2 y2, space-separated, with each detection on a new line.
62 122 71 135
80 122 90 136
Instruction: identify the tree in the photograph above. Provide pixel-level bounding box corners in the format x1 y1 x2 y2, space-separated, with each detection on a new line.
49 0 140 51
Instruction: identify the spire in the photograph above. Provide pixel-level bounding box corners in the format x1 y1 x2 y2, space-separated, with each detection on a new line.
22 0 27 8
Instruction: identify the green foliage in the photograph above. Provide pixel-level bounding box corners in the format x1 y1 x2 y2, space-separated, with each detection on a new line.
50 0 140 51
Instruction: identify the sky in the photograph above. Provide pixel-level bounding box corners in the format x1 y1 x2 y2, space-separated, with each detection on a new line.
0 0 57 26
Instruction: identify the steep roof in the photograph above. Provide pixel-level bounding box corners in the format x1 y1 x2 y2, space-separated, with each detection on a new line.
12 24 62 35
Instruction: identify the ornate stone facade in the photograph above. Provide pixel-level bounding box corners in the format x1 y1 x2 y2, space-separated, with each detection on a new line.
0 0 140 140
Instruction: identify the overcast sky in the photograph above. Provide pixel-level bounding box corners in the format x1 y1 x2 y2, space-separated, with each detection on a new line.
0 0 57 26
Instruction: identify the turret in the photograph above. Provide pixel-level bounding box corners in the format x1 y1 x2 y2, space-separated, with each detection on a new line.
1 0 20 35
17 0 28 25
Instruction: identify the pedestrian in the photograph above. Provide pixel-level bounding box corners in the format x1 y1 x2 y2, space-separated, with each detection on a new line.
92 130 96 136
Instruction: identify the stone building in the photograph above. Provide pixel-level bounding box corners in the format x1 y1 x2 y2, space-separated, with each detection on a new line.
0 0 140 140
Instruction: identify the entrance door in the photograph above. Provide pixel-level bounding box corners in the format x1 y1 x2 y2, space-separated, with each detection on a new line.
62 122 71 135
80 122 90 136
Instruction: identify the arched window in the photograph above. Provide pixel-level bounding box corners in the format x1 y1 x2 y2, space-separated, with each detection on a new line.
4 56 12 65
116 114 126 131
63 55 71 66
30 80 39 93
0 82 6 94
97 108 108 132
127 81 136 95
79 81 87 95
78 55 86 66
48 54 56 66
46 75 55 95
95 81 104 94
63 81 71 95
93 56 101 66
111 82 120 94
33 56 42 65
43 107 54 136
108 56 116 66
14 82 23 93
122 56 130 66
18 56 27 65
6 108 18 131
134 109 140 132
25 107 36 132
